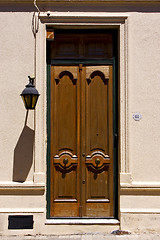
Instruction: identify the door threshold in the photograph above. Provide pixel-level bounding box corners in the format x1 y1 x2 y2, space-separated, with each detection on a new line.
46 218 119 225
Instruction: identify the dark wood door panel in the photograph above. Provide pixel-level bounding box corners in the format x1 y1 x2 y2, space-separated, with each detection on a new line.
50 65 114 217
85 66 110 154
83 66 113 217
50 66 80 217
49 33 113 60
53 66 78 154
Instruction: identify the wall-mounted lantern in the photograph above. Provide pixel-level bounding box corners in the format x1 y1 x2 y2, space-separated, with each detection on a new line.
21 76 40 110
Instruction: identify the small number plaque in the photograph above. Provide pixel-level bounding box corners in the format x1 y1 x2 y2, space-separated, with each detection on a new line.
133 113 142 121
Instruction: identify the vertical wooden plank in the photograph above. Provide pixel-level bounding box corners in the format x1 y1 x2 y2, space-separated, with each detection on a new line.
50 65 56 216
84 65 114 217
80 64 86 217
77 64 81 217
50 66 80 217
108 65 114 214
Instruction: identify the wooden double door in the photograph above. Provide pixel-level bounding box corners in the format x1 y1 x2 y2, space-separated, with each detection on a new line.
50 64 114 218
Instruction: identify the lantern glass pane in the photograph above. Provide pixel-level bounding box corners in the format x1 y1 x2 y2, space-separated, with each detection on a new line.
31 95 39 109
24 95 32 109
21 95 26 107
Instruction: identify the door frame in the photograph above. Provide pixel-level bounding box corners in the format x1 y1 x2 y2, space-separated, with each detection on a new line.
47 58 118 219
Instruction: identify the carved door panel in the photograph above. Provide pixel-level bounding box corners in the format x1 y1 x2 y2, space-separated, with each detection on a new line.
50 65 114 217
82 66 113 217
50 66 80 217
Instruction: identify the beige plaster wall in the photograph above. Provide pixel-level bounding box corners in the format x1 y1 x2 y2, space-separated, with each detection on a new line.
128 13 160 183
0 12 35 182
119 13 160 231
0 5 160 234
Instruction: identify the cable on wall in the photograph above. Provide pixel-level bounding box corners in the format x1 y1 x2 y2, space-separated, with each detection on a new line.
32 0 40 37
32 0 41 176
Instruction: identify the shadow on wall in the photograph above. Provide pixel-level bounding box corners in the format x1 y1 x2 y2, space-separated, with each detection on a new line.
13 111 35 182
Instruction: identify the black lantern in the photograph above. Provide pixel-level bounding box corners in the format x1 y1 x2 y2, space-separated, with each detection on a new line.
21 76 40 110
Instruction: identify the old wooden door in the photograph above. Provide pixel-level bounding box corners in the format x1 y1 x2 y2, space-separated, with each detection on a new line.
50 64 114 218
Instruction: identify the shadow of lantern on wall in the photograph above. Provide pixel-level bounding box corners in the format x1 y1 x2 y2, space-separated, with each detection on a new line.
21 76 40 110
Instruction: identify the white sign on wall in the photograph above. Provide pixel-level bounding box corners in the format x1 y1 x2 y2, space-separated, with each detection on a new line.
133 113 142 121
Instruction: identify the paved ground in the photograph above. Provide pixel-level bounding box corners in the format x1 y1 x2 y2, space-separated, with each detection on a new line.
1 233 160 240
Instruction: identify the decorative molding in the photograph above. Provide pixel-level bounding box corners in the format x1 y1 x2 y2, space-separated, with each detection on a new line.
55 71 77 85
121 187 160 192
120 181 160 193
37 13 129 213
119 16 129 174
86 151 110 172
121 208 160 214
34 22 47 188
86 70 109 85
124 17 129 173
121 181 160 188
0 182 45 192
54 151 78 173
0 208 45 213
40 12 128 24
47 13 128 177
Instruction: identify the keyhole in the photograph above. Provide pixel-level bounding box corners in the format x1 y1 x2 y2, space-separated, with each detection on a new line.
95 158 100 166
63 158 68 165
